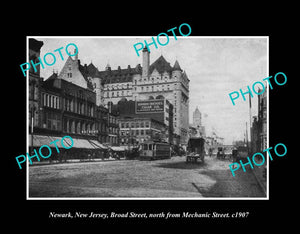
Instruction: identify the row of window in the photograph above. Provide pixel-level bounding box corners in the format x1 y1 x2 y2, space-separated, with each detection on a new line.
137 84 173 92
63 120 96 134
64 97 94 117
105 83 131 90
120 121 150 129
42 93 60 109
106 90 131 98
135 75 177 84
42 93 96 118
120 129 151 136
41 111 117 135
42 112 61 131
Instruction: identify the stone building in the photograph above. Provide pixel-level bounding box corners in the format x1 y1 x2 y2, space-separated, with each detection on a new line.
191 106 206 137
90 46 189 145
28 38 44 134
118 117 167 146
113 99 174 144
193 106 201 127
30 38 119 146
257 88 267 151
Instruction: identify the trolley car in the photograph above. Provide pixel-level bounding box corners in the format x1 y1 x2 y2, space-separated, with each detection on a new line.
140 140 171 160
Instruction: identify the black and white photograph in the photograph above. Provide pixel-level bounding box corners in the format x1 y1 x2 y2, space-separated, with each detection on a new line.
27 36 269 199
4 4 295 227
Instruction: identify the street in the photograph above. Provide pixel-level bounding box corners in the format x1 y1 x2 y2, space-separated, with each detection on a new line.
29 156 265 198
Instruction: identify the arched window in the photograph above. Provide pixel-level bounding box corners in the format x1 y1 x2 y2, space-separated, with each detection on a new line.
156 95 164 99
148 96 154 100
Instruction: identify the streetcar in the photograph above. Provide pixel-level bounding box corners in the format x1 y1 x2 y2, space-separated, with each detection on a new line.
139 140 171 160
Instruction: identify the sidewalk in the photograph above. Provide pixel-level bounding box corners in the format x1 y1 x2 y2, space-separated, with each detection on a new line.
30 157 127 166
251 165 267 196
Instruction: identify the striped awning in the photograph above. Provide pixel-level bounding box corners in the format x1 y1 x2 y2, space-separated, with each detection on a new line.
89 140 108 149
29 135 95 149
69 138 96 149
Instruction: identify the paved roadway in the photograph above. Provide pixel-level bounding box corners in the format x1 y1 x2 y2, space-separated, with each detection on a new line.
29 156 265 198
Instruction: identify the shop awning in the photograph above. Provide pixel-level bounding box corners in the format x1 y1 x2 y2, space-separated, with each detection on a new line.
110 146 126 152
29 135 52 147
29 135 96 149
70 138 96 149
89 140 108 149
49 136 72 148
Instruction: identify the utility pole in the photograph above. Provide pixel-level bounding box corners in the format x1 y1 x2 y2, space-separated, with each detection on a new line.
246 122 249 154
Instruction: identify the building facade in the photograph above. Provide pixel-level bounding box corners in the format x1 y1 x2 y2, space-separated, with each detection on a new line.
30 38 119 146
193 106 201 127
191 106 206 137
29 38 44 134
90 47 189 145
257 88 267 151
118 117 166 146
114 99 174 144
31 38 190 147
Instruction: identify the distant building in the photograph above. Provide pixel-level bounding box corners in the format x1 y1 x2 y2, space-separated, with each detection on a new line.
253 87 267 152
251 116 260 153
191 106 206 137
193 106 201 127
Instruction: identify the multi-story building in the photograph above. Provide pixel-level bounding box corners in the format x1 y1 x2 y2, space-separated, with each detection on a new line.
30 38 119 146
193 106 201 127
113 99 174 144
118 117 167 146
39 76 99 138
29 38 44 134
91 46 189 145
191 106 206 137
257 88 267 151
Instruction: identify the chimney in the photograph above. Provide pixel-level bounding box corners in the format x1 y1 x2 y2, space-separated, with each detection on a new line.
74 48 78 63
142 46 150 77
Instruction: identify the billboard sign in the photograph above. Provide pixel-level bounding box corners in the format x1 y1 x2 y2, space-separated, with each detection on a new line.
136 100 164 113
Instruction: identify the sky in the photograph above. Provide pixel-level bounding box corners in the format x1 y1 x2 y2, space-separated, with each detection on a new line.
35 36 268 145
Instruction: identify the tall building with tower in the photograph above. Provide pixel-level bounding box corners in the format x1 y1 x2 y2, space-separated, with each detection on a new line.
193 106 201 127
191 106 206 137
90 46 190 145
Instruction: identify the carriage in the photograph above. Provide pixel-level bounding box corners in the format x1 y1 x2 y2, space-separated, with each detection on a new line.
186 137 205 163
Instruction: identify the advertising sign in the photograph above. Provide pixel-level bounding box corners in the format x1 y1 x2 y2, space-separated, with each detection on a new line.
136 100 164 113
